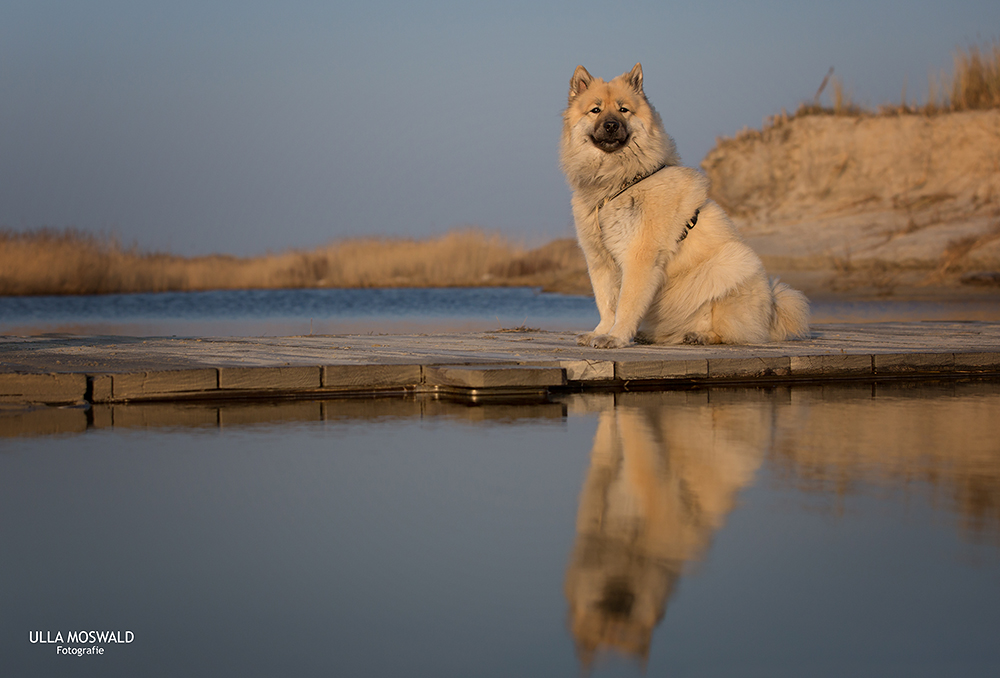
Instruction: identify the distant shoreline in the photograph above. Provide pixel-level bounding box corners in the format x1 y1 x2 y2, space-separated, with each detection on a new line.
3 227 1000 301
0 228 592 297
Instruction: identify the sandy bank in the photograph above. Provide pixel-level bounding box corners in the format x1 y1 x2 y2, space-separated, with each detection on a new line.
702 109 1000 296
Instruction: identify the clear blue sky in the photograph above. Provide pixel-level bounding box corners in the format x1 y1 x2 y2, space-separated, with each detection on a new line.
2 1 997 256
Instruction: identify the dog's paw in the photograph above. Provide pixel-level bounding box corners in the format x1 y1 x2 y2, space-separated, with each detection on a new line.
682 332 709 345
633 331 655 345
587 333 630 349
576 332 597 346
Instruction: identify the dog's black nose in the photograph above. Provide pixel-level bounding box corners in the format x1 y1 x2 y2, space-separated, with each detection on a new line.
603 120 619 134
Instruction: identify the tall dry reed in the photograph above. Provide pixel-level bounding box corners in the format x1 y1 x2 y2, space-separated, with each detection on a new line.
779 41 1000 123
0 228 590 296
949 41 1000 111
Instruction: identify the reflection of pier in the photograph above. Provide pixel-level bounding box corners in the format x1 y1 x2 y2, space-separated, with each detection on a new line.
0 394 569 437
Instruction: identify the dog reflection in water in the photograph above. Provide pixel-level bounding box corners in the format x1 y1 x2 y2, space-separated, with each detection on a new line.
564 391 771 665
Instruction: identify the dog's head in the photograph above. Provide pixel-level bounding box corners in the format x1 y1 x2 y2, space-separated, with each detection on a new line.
567 63 646 153
560 64 679 189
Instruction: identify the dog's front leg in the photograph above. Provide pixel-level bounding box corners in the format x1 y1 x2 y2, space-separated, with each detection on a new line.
586 245 663 349
576 246 620 346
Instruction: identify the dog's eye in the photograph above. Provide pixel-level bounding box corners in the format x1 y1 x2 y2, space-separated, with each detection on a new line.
589 107 601 114
619 106 630 113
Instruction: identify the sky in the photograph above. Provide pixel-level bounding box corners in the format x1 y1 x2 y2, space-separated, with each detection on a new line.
2 1 998 256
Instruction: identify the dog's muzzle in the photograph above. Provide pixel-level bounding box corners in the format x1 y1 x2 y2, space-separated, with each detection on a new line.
591 115 629 152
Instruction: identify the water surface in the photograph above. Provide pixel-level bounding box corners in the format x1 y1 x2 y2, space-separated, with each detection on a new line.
3 287 999 336
3 381 999 677
0 287 597 336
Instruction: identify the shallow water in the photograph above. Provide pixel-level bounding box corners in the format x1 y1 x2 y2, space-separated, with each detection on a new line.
2 287 999 336
0 287 599 336
3 381 999 677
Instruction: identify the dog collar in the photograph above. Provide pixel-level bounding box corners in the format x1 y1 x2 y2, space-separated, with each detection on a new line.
598 164 667 210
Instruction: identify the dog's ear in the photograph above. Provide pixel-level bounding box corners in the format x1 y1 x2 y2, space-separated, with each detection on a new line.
569 65 593 100
627 63 644 94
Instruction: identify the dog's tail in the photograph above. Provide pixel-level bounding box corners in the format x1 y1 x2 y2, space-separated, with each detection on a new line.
769 278 810 340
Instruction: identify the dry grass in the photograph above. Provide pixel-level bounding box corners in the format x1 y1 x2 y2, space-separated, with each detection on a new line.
0 227 592 296
886 41 1000 114
949 41 1000 110
726 41 1000 145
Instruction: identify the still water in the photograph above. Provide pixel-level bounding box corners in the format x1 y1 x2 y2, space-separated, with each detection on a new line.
0 287 599 336
3 287 1000 336
3 382 999 677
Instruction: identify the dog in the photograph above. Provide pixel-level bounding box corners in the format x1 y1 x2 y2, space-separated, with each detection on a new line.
560 63 809 347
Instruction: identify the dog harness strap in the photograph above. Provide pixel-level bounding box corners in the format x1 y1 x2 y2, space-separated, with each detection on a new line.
598 163 667 210
677 208 699 242
594 163 700 244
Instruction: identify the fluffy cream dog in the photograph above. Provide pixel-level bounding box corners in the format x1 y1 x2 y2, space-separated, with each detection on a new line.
560 63 809 347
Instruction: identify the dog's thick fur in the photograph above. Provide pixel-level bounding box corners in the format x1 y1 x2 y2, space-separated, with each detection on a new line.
560 63 809 347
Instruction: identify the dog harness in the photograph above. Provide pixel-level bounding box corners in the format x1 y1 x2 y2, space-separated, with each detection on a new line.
677 208 699 241
598 163 668 209
596 164 700 243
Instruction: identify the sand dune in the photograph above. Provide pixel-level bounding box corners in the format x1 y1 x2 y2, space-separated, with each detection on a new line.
703 109 1000 296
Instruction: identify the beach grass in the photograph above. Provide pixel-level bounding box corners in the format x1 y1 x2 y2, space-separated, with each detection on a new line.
0 227 591 296
756 41 1000 130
